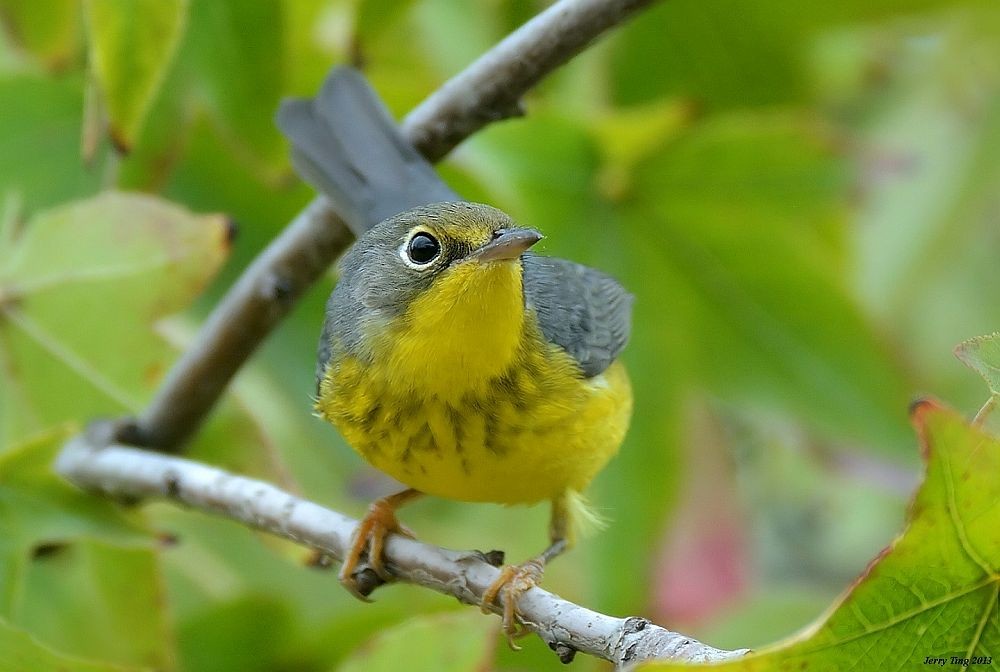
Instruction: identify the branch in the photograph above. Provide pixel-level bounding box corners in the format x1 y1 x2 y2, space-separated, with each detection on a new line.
132 0 659 451
403 0 658 162
57 426 748 669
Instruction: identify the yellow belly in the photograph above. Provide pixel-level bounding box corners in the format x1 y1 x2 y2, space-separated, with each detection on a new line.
316 346 632 505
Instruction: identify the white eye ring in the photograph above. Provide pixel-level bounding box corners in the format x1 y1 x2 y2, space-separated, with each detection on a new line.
399 229 441 269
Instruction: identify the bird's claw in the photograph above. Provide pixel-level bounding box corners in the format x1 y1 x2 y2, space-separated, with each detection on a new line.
339 498 414 600
481 559 545 649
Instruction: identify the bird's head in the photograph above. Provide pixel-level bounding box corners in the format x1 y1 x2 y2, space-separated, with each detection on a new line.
338 201 543 318
332 201 543 388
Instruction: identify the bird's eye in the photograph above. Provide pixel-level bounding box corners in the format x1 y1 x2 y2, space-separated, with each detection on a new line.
407 232 440 265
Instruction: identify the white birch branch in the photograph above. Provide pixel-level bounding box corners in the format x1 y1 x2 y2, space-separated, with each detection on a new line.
57 425 748 669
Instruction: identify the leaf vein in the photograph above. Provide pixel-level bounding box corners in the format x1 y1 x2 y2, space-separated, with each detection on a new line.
1 306 139 412
800 577 996 654
11 257 178 296
966 581 1000 659
943 446 995 576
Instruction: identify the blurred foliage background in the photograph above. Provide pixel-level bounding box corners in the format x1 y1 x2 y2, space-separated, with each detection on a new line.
1 0 998 670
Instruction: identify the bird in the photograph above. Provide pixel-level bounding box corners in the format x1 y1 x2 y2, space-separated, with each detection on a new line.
277 67 633 640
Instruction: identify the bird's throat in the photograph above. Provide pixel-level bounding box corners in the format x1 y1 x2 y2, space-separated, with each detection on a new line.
381 260 525 399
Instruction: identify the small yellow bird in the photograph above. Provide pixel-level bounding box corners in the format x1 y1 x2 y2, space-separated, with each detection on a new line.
278 68 633 637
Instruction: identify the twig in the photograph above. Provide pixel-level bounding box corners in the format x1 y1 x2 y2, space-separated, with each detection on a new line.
132 0 659 451
56 424 748 669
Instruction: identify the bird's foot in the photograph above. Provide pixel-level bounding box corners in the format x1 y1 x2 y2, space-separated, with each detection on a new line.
339 496 414 601
481 558 545 648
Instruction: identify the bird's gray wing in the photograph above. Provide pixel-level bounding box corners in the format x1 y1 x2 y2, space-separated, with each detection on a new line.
276 67 459 235
522 253 633 378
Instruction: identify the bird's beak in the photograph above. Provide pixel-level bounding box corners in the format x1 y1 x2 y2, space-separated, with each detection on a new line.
470 227 543 263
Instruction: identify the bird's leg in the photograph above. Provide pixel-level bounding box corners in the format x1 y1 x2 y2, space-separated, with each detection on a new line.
340 488 422 600
481 496 571 646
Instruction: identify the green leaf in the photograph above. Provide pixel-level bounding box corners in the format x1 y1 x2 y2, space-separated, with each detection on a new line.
83 0 188 152
0 75 105 214
463 113 606 233
589 100 694 200
0 429 150 615
410 0 499 77
956 332 1000 397
0 430 166 669
639 401 1000 671
177 595 295 672
281 0 346 97
184 0 286 174
0 617 139 672
609 0 958 110
335 611 497 672
114 54 192 192
18 539 174 669
0 191 229 448
631 113 914 452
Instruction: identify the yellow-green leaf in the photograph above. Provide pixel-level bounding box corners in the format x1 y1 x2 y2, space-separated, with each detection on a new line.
639 401 1000 671
0 0 81 71
83 0 187 152
356 0 418 43
0 192 229 449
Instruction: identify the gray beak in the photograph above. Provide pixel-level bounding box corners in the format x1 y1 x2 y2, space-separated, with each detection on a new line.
471 227 543 263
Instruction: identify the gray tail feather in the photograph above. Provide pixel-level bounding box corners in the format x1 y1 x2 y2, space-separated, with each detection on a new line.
277 67 460 235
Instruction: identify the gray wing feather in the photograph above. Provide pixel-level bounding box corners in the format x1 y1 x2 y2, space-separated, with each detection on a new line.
522 254 633 378
276 67 459 234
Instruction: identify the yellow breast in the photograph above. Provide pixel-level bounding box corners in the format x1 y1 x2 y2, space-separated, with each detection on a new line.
315 258 632 505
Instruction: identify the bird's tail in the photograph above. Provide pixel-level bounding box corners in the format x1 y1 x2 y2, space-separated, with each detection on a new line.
276 67 459 235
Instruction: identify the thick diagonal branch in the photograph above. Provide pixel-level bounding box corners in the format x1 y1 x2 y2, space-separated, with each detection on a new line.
133 0 659 451
57 428 748 668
